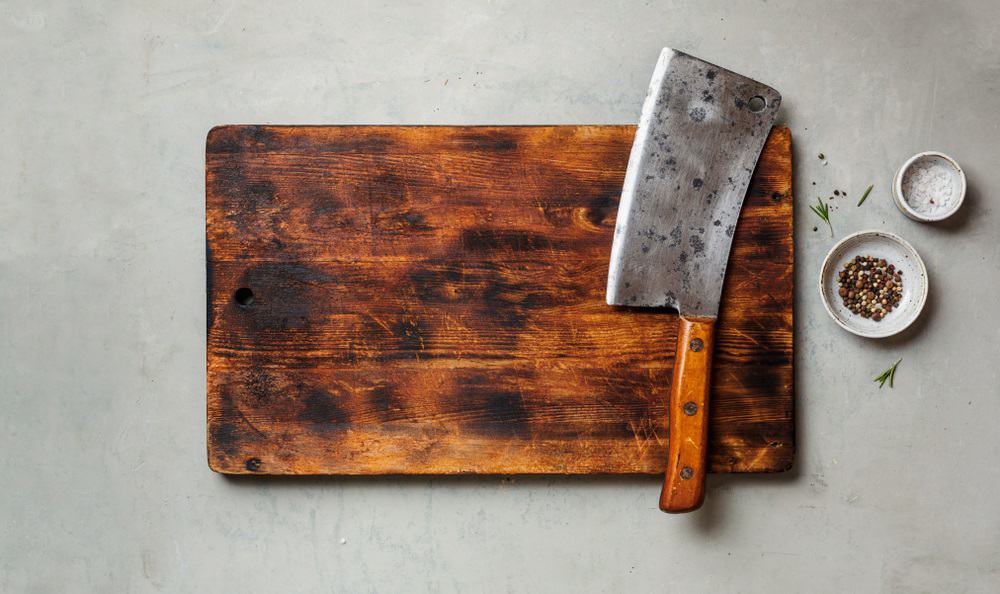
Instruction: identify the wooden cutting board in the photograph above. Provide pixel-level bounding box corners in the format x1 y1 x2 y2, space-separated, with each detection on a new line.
206 125 794 475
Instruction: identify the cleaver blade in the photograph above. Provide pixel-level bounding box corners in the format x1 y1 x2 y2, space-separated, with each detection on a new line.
606 48 781 514
607 48 781 316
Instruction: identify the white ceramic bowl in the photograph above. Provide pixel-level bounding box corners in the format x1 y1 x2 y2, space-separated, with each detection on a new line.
819 230 928 338
892 151 966 222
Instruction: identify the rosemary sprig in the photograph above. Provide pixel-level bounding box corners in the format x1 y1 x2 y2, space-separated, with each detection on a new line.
874 358 902 389
810 196 833 237
857 184 874 207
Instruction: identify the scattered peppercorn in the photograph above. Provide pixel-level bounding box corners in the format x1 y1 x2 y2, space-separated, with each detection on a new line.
834 190 840 196
818 153 825 160
813 226 818 232
837 255 903 322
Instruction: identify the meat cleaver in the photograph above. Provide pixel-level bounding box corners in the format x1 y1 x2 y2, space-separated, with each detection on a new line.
607 48 781 513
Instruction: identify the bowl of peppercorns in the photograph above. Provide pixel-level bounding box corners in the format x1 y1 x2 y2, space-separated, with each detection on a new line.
819 230 928 338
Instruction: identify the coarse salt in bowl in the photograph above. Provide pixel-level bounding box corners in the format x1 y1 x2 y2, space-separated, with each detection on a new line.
892 151 966 222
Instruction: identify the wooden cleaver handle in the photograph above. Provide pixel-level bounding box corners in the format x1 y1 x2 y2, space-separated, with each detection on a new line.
660 316 715 513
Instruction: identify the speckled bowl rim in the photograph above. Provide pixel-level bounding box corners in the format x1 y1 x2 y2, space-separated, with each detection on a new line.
892 151 966 222
819 230 929 338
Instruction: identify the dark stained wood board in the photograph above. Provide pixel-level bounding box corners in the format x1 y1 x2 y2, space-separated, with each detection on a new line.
206 125 794 475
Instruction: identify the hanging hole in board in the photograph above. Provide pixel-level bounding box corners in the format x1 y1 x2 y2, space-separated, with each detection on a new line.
747 95 767 112
234 287 255 306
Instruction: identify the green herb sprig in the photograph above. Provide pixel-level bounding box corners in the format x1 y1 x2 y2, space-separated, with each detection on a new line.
810 197 833 237
857 184 874 207
874 358 902 389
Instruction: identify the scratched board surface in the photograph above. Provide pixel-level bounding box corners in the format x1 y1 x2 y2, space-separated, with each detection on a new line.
206 125 794 475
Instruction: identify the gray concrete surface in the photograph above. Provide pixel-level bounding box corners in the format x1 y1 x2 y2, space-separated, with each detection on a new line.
2 0 999 592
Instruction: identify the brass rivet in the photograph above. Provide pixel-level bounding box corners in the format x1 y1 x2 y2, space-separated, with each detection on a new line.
690 338 704 352
683 401 698 416
680 466 694 480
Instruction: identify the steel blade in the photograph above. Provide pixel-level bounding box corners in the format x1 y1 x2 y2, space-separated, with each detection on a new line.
606 48 781 317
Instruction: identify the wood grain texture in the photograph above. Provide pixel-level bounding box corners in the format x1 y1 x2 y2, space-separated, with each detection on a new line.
206 125 794 475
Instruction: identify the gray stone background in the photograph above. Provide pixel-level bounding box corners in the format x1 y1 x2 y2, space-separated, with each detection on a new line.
2 0 999 592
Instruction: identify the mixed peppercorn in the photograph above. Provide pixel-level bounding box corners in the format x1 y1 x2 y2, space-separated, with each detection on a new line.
837 255 903 321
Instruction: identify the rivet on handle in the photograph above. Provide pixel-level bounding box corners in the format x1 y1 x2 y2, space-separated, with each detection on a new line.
680 466 694 480
689 338 704 352
683 401 698 416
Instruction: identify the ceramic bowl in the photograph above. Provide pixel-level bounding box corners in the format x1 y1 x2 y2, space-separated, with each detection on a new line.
819 230 928 338
892 151 966 222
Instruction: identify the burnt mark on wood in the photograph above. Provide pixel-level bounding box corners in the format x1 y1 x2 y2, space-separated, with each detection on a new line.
212 162 291 246
585 193 618 227
476 390 530 437
232 262 334 332
406 263 464 302
210 390 241 457
390 318 427 356
369 383 410 423
206 125 279 154
481 275 556 314
537 204 575 227
214 160 276 206
400 211 430 229
455 373 532 438
299 181 341 215
246 180 278 204
482 293 529 334
208 126 400 154
372 209 434 234
244 125 276 146
314 134 396 154
206 240 215 331
207 126 244 154
299 387 351 425
742 225 792 264
461 229 553 253
455 129 519 152
368 171 408 209
211 419 240 458
244 370 276 408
